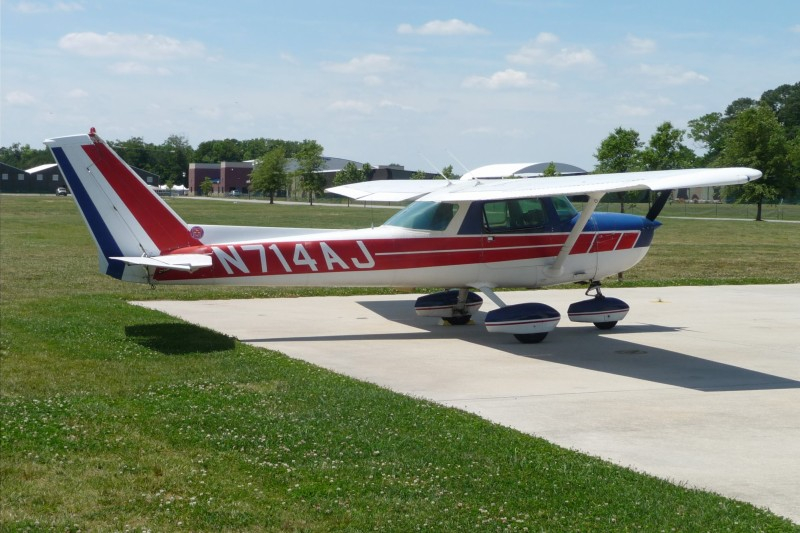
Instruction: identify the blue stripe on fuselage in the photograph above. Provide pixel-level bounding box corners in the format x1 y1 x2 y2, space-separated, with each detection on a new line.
51 147 125 279
590 212 661 248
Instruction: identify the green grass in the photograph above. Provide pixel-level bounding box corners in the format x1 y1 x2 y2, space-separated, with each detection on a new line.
1 195 798 531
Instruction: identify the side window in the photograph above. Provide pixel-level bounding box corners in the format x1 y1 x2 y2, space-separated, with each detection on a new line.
482 198 548 233
551 195 578 222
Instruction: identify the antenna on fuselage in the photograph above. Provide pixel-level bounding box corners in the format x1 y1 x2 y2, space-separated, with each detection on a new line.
446 149 471 175
419 153 452 182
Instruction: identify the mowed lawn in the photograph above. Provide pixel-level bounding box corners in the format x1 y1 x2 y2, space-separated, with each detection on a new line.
1 195 798 531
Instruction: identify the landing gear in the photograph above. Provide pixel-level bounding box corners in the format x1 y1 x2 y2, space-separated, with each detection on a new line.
594 321 618 330
414 289 482 325
567 281 629 331
513 332 549 344
443 315 472 326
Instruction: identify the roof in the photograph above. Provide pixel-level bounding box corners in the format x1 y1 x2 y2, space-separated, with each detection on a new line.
26 163 58 174
460 162 587 180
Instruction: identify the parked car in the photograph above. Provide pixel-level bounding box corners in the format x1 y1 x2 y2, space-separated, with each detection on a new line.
56 187 68 196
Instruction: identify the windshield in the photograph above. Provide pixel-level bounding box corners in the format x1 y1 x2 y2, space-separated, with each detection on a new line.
384 201 459 231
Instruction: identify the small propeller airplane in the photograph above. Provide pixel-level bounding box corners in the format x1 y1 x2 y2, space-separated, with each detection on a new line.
46 128 761 343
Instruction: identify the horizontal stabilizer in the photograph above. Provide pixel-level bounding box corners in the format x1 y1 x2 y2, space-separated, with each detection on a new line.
110 254 212 272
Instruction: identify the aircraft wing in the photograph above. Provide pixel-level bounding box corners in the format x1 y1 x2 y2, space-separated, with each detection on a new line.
326 179 452 202
327 167 761 203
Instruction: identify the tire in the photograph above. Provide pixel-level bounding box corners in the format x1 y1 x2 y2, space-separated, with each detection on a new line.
513 332 548 344
443 315 471 326
593 321 617 330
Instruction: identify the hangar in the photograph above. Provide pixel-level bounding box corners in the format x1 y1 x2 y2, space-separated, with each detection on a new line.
0 162 161 194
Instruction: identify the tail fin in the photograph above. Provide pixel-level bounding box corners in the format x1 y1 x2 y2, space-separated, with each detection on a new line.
45 128 202 281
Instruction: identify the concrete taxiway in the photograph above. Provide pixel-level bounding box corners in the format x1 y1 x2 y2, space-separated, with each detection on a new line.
135 284 800 522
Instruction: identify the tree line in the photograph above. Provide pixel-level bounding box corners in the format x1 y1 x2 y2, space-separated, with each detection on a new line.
3 83 798 214
594 82 800 220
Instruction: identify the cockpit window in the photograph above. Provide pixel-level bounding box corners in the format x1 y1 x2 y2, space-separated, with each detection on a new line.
552 195 578 221
482 198 549 233
384 201 459 231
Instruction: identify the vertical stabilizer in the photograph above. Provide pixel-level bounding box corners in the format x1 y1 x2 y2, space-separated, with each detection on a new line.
45 128 201 281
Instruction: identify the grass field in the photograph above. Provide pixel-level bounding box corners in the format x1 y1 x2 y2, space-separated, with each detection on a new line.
1 195 798 531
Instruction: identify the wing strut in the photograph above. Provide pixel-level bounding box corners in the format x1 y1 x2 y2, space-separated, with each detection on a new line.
475 286 507 308
646 189 672 221
547 192 603 276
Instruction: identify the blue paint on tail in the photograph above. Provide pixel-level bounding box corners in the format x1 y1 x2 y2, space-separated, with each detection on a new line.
51 147 125 279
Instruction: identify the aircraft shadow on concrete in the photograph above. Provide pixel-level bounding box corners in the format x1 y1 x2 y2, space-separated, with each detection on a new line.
242 299 800 393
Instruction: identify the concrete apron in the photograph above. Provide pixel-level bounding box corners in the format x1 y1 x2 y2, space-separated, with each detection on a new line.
134 284 800 523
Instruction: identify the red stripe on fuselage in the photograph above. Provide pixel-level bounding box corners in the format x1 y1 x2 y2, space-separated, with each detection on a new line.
82 141 201 252
154 231 641 282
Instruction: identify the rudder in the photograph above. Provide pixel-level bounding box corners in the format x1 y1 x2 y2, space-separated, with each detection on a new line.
46 128 201 281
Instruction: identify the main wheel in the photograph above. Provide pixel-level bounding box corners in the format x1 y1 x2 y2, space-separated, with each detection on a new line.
443 315 471 326
593 321 617 330
513 332 548 344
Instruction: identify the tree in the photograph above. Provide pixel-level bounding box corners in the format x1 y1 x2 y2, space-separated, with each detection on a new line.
0 143 52 168
334 161 363 187
200 177 214 196
251 146 288 204
159 134 193 185
641 122 697 205
594 127 643 212
410 169 427 180
195 138 243 163
294 140 325 205
332 161 364 206
718 104 791 221
594 127 643 173
361 162 373 181
641 122 696 171
441 164 459 180
724 97 758 120
761 82 800 140
111 137 154 170
688 112 725 166
542 162 560 177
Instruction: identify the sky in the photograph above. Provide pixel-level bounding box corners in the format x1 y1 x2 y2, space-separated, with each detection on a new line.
1 0 798 172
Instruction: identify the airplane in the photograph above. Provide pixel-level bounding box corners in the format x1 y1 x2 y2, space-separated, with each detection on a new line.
45 128 761 343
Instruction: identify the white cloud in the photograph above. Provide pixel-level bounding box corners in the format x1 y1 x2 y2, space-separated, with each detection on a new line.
109 62 171 76
639 64 709 85
379 100 417 112
616 104 653 117
508 32 599 68
322 54 394 74
13 1 84 14
791 24 800 33
5 91 37 106
397 19 489 36
58 32 205 60
462 69 556 90
625 35 656 55
328 100 373 114
280 52 299 65
66 88 89 98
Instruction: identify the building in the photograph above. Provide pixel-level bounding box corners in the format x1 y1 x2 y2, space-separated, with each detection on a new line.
188 157 441 197
0 161 160 194
0 162 66 194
